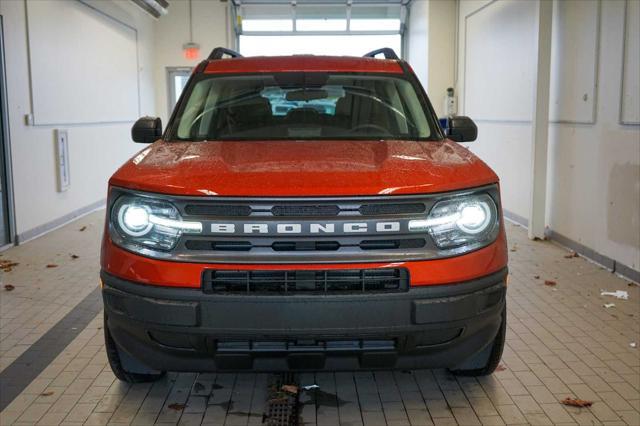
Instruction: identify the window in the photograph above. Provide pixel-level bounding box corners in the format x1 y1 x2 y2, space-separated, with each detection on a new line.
167 67 192 117
171 73 435 142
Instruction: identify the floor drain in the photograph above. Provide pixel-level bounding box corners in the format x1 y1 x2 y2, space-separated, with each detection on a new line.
263 373 299 426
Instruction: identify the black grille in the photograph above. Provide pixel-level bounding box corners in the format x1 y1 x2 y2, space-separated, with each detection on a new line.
183 202 427 218
271 205 340 216
202 268 409 294
184 204 252 216
185 238 426 252
359 203 425 215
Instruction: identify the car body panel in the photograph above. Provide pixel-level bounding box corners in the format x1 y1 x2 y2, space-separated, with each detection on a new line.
109 139 498 197
203 55 405 74
100 227 507 288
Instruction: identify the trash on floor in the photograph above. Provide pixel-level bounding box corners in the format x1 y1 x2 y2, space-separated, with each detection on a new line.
560 397 593 408
3 284 15 291
564 251 579 258
281 384 299 395
603 303 616 308
168 403 187 411
544 280 557 286
631 342 637 348
302 384 320 391
600 290 629 300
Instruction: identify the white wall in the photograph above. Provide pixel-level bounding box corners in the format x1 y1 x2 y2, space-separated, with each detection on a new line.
407 0 456 117
457 0 535 222
0 0 156 240
407 0 429 88
456 0 640 273
426 0 456 117
547 0 640 271
153 0 231 124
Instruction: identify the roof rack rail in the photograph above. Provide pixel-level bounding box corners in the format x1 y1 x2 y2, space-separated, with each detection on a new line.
208 47 243 60
363 48 399 60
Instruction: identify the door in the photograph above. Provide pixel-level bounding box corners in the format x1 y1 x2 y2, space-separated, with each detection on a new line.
0 16 15 246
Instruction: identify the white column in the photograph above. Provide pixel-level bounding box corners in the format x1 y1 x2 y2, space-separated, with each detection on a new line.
528 0 553 240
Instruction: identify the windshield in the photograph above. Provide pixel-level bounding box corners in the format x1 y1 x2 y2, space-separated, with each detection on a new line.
171 73 436 141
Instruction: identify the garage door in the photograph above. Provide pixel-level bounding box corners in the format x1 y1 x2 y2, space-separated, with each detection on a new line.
232 0 408 57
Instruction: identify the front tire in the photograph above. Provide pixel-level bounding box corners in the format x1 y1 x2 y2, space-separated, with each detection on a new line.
104 315 166 383
450 305 506 376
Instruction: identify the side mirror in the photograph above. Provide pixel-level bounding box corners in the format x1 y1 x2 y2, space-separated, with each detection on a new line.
444 116 477 142
131 117 162 143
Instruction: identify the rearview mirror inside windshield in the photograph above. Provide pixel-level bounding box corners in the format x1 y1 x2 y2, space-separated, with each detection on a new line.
285 89 329 102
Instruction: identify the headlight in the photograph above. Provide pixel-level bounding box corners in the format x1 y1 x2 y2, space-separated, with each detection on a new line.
110 195 202 252
409 193 499 251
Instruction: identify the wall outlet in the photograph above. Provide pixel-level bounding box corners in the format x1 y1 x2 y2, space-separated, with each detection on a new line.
55 129 70 192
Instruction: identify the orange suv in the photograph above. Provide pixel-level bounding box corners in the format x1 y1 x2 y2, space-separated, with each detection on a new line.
101 47 508 382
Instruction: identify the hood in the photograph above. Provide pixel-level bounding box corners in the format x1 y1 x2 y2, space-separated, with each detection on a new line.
110 139 498 197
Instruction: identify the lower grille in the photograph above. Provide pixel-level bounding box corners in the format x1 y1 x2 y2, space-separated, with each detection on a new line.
202 268 409 294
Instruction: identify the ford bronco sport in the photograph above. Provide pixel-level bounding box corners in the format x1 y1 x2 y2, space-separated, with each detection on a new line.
101 47 508 383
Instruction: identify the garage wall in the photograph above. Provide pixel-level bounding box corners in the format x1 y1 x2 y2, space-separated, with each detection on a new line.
153 0 231 124
457 0 640 276
407 0 429 88
0 0 156 242
407 0 456 117
456 0 535 223
546 0 640 273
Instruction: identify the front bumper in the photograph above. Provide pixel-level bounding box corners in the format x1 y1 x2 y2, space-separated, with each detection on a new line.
102 268 507 372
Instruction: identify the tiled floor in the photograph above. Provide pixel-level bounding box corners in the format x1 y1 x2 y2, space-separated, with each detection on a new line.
0 210 638 425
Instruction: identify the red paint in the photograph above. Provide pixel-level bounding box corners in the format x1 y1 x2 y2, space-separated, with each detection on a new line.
204 56 404 74
101 227 507 288
110 140 497 197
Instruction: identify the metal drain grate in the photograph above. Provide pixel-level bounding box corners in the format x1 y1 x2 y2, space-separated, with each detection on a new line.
263 373 299 426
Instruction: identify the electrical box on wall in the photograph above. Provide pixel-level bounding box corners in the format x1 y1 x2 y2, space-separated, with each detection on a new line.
55 129 70 192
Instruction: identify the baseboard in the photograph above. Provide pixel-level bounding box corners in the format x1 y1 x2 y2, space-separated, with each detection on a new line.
503 209 529 227
545 229 639 284
503 209 638 283
15 198 106 245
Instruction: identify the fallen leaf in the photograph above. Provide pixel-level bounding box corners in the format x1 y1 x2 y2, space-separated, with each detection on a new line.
168 403 186 411
544 280 557 286
560 397 593 408
46 264 58 268
4 284 15 291
495 364 507 372
533 275 540 280
564 251 579 259
193 382 205 393
628 282 639 287
70 254 80 260
79 226 87 232
39 391 54 397
281 384 299 395
0 260 19 272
